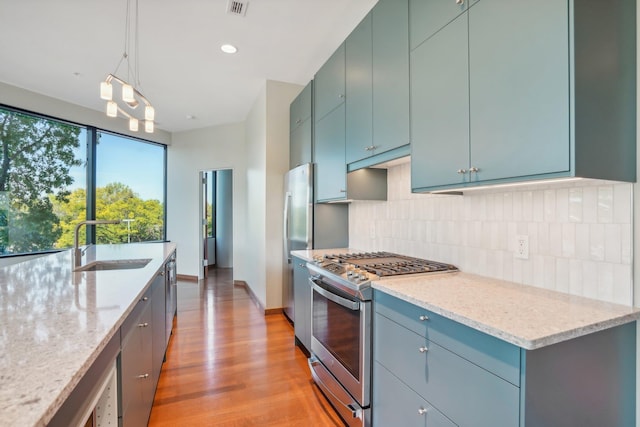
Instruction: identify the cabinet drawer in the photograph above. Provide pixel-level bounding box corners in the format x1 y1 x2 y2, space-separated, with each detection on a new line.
374 313 519 427
374 290 520 385
373 362 456 427
121 287 152 344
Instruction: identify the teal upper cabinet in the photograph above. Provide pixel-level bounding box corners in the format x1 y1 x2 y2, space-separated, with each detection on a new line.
345 14 373 165
346 0 410 166
314 104 346 202
290 82 312 133
468 0 569 183
371 0 410 159
314 43 347 202
409 0 466 50
314 44 346 121
411 0 636 192
411 13 469 189
290 81 313 169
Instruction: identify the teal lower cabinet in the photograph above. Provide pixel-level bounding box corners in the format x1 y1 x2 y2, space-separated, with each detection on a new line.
374 362 455 427
292 256 311 352
372 291 636 427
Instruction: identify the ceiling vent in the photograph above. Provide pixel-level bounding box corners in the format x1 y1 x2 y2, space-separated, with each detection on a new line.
227 0 248 16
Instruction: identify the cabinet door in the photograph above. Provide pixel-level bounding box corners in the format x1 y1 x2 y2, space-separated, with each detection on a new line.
314 44 346 121
151 273 166 388
411 14 469 191
375 313 519 427
409 0 466 50
468 0 569 182
315 104 346 202
345 13 373 164
290 82 312 132
373 362 456 427
139 303 154 425
121 303 153 427
372 0 410 157
290 118 312 169
293 258 311 351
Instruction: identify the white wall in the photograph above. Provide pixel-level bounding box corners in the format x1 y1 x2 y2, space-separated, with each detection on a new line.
245 85 268 303
244 80 303 309
265 81 304 308
351 163 634 306
167 122 247 279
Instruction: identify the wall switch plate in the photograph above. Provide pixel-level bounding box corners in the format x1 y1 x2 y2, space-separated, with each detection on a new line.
515 235 529 259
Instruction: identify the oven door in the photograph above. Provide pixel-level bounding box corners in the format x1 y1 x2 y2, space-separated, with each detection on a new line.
309 275 371 409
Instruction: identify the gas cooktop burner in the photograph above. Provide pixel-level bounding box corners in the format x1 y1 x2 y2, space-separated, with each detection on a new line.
307 251 458 301
319 251 457 277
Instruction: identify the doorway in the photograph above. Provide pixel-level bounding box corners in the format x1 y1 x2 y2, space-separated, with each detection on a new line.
199 169 233 280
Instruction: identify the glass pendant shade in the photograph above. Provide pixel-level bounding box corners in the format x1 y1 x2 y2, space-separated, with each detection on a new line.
145 105 155 121
145 120 154 133
129 117 139 131
122 84 135 103
100 81 113 100
106 101 118 117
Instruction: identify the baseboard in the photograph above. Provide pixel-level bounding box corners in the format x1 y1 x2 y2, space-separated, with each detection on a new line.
177 274 198 282
234 280 283 316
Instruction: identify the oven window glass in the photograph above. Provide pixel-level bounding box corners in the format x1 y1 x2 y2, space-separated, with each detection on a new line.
312 290 360 380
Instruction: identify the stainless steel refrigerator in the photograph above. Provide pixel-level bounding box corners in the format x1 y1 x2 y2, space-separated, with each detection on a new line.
283 163 348 321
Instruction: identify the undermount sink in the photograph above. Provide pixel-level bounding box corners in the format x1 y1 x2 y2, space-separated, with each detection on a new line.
74 258 152 272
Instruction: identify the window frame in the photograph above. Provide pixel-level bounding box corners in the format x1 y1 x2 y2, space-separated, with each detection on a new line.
0 103 168 256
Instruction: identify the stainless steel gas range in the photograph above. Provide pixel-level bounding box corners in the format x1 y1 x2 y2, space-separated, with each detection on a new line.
306 252 457 427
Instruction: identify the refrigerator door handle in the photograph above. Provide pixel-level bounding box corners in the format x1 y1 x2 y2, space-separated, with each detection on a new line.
283 191 291 261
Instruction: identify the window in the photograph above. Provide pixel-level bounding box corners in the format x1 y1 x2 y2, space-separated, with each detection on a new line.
96 131 165 244
0 105 166 257
0 107 86 255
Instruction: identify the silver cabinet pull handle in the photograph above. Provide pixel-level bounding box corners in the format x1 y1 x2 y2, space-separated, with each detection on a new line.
469 167 479 173
141 296 148 302
456 169 467 174
338 93 345 99
455 0 463 4
418 407 428 415
419 346 429 353
339 189 346 193
137 374 149 379
138 322 149 328
419 315 429 321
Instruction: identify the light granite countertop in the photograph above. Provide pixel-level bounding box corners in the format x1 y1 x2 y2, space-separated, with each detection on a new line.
0 242 176 427
291 248 640 350
373 272 640 350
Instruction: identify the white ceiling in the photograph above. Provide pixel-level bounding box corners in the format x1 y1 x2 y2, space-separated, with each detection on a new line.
0 0 378 133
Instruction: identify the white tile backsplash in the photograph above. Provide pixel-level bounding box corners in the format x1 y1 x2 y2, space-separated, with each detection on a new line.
349 163 633 305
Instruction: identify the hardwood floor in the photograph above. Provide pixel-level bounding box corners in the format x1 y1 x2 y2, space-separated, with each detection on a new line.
148 268 344 426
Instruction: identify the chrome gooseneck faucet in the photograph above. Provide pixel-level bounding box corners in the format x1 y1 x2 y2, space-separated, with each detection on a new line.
73 220 122 268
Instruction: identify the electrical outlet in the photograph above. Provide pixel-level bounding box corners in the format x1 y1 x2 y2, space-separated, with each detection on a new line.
515 235 529 259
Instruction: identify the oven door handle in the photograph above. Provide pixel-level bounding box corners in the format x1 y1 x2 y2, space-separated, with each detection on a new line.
308 355 363 421
309 277 360 311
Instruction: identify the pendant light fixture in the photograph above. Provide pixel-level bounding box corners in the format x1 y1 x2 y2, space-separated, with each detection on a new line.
100 0 155 133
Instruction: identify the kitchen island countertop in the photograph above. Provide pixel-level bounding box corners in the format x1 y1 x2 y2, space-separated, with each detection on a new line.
0 242 176 427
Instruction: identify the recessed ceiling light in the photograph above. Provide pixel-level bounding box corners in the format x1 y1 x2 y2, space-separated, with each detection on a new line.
221 44 238 54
